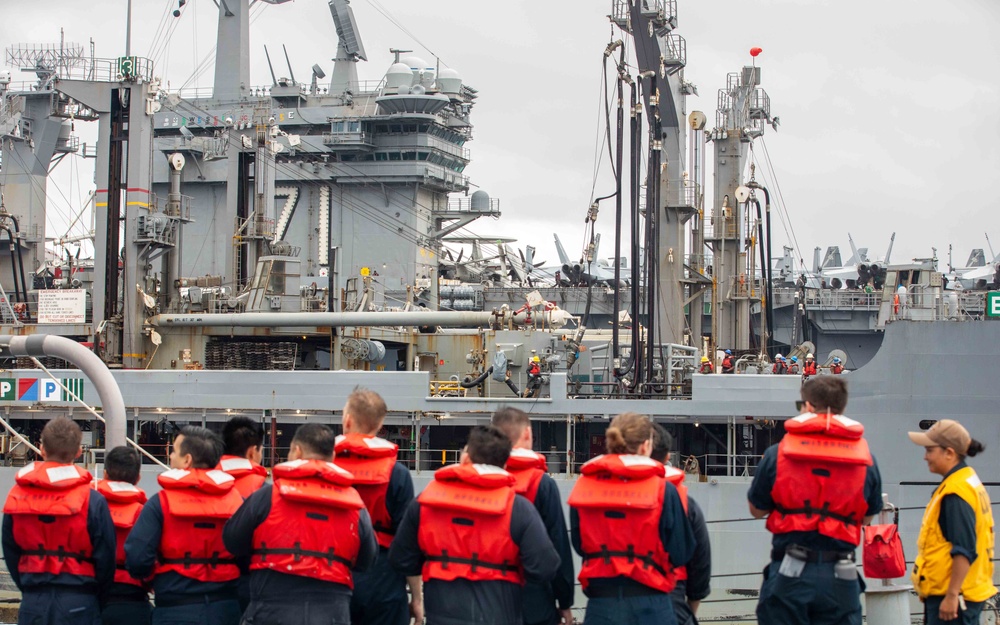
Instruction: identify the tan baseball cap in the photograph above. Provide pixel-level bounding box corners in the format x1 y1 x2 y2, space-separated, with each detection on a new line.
908 419 971 455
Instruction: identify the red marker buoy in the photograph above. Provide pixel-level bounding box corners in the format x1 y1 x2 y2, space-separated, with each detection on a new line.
750 47 763 57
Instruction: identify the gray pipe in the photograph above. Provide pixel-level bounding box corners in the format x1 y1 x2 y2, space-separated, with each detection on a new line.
151 310 509 328
0 335 127 449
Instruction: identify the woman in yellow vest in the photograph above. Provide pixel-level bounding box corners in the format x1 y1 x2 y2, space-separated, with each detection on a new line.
909 419 996 624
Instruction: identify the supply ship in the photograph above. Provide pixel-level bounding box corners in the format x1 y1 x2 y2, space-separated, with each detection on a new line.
0 1 997 621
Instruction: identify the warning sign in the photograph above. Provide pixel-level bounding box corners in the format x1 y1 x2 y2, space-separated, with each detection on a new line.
37 290 86 324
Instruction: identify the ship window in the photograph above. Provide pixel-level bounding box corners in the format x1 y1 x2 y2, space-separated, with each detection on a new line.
267 260 288 294
418 124 430 132
389 152 401 161
402 152 416 161
417 152 429 161
376 124 389 133
331 121 344 132
342 154 356 162
403 124 417 133
348 121 360 132
375 153 388 161
390 124 403 133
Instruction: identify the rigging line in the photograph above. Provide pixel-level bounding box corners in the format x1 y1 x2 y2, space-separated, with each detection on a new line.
363 0 445 67
588 55 611 201
149 8 184 70
145 0 178 62
759 138 804 264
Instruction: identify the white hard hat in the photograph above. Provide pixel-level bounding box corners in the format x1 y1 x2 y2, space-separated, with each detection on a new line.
806 353 814 359
775 353 783 359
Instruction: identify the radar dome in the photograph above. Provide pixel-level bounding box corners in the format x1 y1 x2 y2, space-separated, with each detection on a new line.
437 67 463 95
470 190 491 212
385 62 413 91
400 55 428 83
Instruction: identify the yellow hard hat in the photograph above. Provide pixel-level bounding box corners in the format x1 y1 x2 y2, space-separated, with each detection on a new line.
532 356 540 362
700 356 709 362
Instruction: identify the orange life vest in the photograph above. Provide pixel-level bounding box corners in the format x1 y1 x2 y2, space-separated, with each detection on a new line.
251 459 364 587
334 433 399 548
218 455 268 499
154 468 244 583
664 466 689 583
767 413 873 545
417 463 524 585
803 361 818 376
505 448 547 504
95 479 148 588
2 462 96 579
568 454 674 593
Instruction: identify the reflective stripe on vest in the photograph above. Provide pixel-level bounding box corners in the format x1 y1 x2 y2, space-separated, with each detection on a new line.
568 454 674 593
913 466 997 601
96 479 147 589
250 459 363 587
766 427 871 545
335 434 398 549
417 463 523 585
154 468 243 583
3 462 96 579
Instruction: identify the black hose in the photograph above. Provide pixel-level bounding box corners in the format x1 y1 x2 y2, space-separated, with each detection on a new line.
753 199 767 351
612 53 625 367
504 377 520 397
0 227 21 303
7 215 30 320
460 366 493 389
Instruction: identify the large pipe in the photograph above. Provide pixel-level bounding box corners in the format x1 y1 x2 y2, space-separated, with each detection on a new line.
0 335 127 449
151 310 509 328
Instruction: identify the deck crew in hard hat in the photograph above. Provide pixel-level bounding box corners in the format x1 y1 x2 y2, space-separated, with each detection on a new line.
831 357 844 374
747 376 883 625
334 389 421 625
698 356 714 374
802 354 818 377
721 350 735 374
96 446 151 625
125 426 245 625
492 407 575 625
2 417 116 625
218 416 268 499
909 420 996 624
650 424 710 625
568 412 694 625
388 425 560 625
223 423 378 625
787 356 800 375
525 356 544 398
771 354 787 375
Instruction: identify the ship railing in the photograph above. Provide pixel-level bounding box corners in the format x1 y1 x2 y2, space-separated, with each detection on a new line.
321 130 375 148
169 79 387 102
446 196 502 213
0 294 94 325
801 288 881 310
664 178 699 211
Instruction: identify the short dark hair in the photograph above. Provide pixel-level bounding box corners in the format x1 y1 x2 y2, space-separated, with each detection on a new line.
223 416 264 457
178 426 224 469
801 376 848 414
650 423 673 465
291 423 336 460
105 446 141 484
41 417 83 463
465 425 512 467
345 388 387 433
490 407 530 444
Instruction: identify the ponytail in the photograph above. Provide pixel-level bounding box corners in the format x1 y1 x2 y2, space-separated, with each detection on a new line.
604 412 652 455
966 438 986 458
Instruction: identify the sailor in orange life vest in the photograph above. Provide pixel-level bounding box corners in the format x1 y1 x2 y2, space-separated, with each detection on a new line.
125 426 246 625
219 416 268 499
333 389 421 625
223 423 377 625
388 425 560 625
650 423 710 625
2 417 116 625
747 376 883 625
568 413 694 625
95 446 151 625
491 407 575 625
908 419 996 624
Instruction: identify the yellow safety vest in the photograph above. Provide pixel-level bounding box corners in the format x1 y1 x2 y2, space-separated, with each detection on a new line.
913 465 997 601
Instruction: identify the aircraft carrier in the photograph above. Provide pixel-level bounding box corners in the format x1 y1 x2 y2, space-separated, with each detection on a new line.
0 0 998 622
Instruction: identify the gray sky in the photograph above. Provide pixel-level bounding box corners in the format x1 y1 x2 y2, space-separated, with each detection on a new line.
3 0 999 270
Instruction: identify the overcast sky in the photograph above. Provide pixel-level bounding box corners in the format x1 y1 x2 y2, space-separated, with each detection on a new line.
3 0 998 271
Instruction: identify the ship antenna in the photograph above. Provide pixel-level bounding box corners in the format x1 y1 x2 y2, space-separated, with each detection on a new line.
283 45 297 83
264 46 278 86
